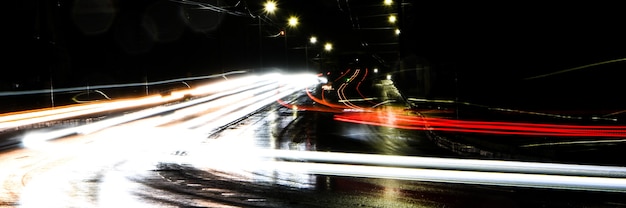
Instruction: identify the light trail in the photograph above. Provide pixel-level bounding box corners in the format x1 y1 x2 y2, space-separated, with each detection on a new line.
254 149 626 178
407 97 587 120
305 87 350 109
333 69 351 83
0 71 253 131
524 57 626 80
13 73 321 206
20 73 320 148
0 70 247 97
268 161 626 193
149 77 281 127
180 74 318 130
355 68 377 105
334 112 626 138
185 148 626 193
521 139 626 148
297 68 377 112
11 67 626 205
276 99 342 113
336 69 363 109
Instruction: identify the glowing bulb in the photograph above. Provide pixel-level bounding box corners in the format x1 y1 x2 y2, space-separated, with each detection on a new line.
288 16 299 27
264 1 277 14
388 15 397 23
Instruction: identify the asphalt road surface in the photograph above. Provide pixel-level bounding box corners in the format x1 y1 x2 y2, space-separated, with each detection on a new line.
1 73 626 207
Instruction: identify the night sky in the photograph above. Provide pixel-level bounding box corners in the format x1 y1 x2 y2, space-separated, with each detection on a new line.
4 1 626 111
399 2 626 110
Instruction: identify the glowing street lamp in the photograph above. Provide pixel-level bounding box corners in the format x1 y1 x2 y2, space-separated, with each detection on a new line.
304 36 317 71
388 15 397 23
383 0 393 6
283 15 298 69
258 0 279 70
324 42 333 52
264 1 277 14
288 16 299 27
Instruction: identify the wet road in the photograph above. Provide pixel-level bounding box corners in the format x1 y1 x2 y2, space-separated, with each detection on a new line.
1 73 626 207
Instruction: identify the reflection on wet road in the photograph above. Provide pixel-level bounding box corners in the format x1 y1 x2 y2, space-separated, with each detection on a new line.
1 72 626 207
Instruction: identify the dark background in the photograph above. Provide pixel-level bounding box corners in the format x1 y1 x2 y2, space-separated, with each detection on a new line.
4 1 626 112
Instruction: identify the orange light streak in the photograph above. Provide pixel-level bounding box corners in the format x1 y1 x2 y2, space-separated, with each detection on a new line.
304 87 350 109
0 74 272 130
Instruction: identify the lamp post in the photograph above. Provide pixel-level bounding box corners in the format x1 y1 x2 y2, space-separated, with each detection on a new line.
320 42 332 72
257 1 277 72
284 16 299 70
305 36 317 70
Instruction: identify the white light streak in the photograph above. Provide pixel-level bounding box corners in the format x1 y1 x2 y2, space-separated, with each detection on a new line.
20 73 318 150
184 149 626 193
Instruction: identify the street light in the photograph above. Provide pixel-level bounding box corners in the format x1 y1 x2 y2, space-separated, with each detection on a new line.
288 16 299 27
283 16 299 70
304 36 317 70
264 1 277 14
324 42 333 52
258 0 279 71
388 15 397 23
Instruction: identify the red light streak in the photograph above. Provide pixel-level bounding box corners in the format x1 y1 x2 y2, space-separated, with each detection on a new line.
333 69 351 82
304 87 350 109
288 69 378 113
334 112 626 138
280 71 625 138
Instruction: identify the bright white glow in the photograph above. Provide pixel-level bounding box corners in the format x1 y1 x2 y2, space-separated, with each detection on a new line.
16 72 325 206
180 83 281 129
395 28 401 35
373 68 378 73
386 74 392 80
309 36 317 44
190 74 319 132
383 0 393 6
318 76 328 84
254 149 626 178
19 74 274 144
267 161 626 193
388 15 397 23
288 16 299 27
180 148 626 193
324 43 333 51
264 1 277 14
